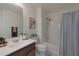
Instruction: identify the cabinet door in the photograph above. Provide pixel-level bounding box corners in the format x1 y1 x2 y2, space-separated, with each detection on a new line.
26 48 36 56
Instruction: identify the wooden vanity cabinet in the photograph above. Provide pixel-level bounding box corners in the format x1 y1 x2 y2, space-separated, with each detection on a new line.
8 43 36 56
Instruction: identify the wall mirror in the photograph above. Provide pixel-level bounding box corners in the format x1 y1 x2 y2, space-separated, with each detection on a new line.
0 3 23 39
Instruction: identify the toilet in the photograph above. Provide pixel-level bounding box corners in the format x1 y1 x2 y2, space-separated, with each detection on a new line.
36 44 46 56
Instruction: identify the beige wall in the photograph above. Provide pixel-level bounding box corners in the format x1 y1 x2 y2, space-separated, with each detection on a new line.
22 4 37 35
36 7 43 42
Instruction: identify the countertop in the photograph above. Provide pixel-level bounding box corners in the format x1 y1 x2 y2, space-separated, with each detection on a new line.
0 38 36 56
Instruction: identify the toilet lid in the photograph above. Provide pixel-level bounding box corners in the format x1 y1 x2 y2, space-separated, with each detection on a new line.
36 44 46 48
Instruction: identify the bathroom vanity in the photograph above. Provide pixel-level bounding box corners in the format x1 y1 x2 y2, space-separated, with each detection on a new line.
0 39 36 56
8 42 36 56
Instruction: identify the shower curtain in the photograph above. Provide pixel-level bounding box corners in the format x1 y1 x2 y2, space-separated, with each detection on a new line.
59 11 79 56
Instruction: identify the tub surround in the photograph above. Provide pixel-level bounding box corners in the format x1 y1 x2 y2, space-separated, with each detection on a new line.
0 38 36 56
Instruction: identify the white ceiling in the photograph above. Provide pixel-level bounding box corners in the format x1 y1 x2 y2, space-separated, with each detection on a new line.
29 3 79 13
